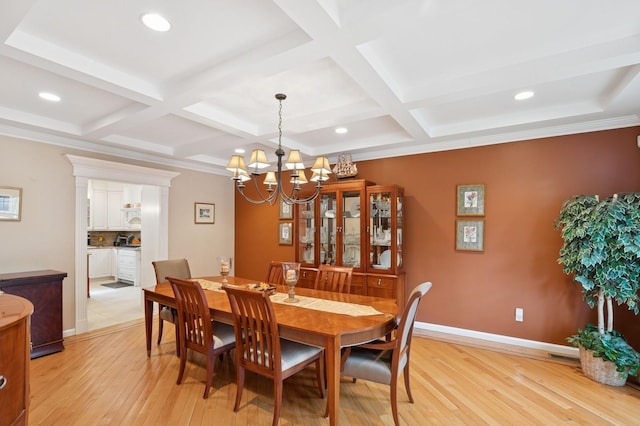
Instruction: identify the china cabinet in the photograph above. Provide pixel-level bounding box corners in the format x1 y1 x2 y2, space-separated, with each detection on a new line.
295 180 406 305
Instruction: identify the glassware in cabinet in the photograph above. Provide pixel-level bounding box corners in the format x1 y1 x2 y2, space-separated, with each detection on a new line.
318 192 337 265
341 190 362 268
296 200 316 265
367 185 403 273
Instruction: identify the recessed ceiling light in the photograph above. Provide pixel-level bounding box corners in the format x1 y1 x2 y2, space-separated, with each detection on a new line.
234 148 245 154
514 91 534 100
335 127 348 134
38 92 61 102
141 13 171 32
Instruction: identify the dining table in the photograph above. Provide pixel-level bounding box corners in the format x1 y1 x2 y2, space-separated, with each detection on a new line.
143 275 398 426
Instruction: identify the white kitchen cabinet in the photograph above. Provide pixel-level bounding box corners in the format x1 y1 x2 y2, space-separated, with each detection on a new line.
88 248 115 279
89 180 124 230
117 249 140 285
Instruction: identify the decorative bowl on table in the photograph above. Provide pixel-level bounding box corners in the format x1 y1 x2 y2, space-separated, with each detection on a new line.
250 282 277 295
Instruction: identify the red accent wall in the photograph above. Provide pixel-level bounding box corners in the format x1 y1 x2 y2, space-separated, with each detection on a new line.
234 127 640 347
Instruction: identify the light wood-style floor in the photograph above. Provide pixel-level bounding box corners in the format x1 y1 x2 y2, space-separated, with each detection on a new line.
30 320 640 425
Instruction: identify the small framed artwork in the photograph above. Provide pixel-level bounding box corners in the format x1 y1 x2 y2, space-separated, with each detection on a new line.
0 186 22 221
279 222 292 245
457 184 485 216
194 202 215 224
456 219 484 251
279 198 293 219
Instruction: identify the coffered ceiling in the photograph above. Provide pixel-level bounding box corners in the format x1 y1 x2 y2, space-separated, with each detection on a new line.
1 0 639 175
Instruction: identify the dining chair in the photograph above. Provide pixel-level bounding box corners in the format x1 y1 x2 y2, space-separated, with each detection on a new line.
152 258 191 353
340 281 432 426
265 260 285 285
223 285 325 426
167 276 236 399
313 264 353 293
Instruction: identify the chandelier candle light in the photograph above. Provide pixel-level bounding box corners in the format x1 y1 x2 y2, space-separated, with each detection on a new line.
226 94 332 205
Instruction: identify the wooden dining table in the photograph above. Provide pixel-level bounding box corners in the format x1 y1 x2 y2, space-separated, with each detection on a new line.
143 275 398 426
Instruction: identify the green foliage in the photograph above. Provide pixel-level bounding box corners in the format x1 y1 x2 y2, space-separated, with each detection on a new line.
555 193 640 313
567 324 640 378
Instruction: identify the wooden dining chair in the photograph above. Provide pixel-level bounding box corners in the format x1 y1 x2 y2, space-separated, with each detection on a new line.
265 260 285 285
314 264 353 293
340 281 432 426
152 258 191 353
167 276 236 399
223 285 325 426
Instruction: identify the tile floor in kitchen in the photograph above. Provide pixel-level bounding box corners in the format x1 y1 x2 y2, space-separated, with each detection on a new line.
87 277 145 331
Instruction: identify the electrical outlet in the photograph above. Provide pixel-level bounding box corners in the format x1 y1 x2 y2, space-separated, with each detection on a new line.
515 307 524 322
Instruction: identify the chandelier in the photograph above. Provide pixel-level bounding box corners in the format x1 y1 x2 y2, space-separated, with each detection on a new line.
226 93 331 205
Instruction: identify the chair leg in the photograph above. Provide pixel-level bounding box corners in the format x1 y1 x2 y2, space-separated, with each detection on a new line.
404 365 414 403
315 357 325 398
203 351 216 399
174 323 180 357
390 378 399 426
272 380 283 426
157 316 164 345
177 349 187 385
233 366 245 412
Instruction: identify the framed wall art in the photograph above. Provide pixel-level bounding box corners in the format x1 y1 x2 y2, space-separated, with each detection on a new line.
278 222 292 245
194 202 215 224
0 186 22 221
279 198 293 219
457 184 485 216
456 219 484 251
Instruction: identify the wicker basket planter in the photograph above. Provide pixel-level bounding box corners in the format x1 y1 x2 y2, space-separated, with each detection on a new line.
579 346 627 387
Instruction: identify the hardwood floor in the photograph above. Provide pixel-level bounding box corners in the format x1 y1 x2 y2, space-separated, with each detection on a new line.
30 320 640 425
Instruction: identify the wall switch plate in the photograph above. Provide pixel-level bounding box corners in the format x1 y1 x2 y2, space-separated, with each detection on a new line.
515 307 524 322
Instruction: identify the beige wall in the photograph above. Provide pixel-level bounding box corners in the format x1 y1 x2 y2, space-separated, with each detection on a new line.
0 135 234 332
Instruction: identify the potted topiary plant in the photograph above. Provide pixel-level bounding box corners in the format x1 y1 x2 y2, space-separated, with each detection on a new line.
555 192 640 385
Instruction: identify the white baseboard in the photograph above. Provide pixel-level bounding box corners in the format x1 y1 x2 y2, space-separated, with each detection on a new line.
414 321 579 359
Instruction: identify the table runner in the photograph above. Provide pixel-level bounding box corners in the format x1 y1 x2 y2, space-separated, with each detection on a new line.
193 279 385 317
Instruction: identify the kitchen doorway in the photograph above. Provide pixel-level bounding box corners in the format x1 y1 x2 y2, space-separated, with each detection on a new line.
87 178 144 331
68 154 179 335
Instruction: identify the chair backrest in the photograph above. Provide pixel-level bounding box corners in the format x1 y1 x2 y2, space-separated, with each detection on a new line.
265 261 285 285
167 276 212 355
314 264 353 293
224 285 281 377
394 282 432 374
152 259 191 284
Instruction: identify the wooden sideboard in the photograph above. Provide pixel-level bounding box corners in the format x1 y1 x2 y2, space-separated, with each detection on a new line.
0 294 33 426
0 270 66 358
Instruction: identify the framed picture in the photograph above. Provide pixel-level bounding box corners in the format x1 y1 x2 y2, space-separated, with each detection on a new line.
456 219 484 251
0 186 22 221
279 198 293 219
194 202 215 224
457 184 485 216
279 222 292 245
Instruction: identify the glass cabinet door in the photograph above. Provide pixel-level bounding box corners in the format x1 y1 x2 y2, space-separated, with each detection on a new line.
319 192 337 265
368 186 403 272
297 200 315 265
342 190 362 268
396 190 403 270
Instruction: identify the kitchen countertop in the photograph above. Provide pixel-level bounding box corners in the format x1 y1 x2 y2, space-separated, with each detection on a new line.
88 246 141 251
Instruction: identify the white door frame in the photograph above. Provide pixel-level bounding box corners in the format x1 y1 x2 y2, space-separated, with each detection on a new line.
67 155 179 335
